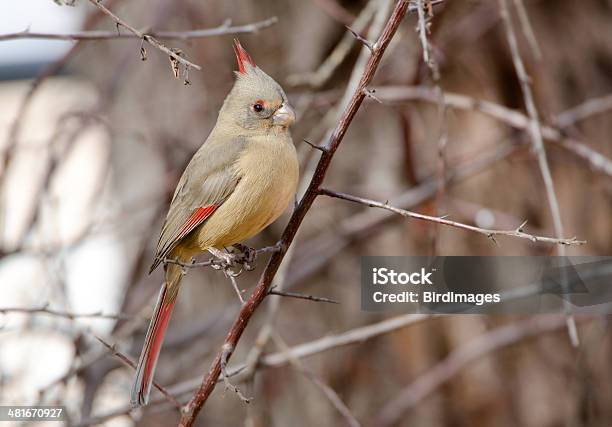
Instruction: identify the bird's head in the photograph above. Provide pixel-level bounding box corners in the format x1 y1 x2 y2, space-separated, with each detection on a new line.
219 39 295 135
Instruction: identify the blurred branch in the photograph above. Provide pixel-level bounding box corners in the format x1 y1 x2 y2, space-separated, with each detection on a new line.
86 0 201 71
318 188 586 246
74 314 430 426
499 0 578 347
0 17 278 41
287 0 378 87
0 304 133 320
416 0 438 77
93 335 182 409
512 0 542 60
311 0 356 25
376 316 580 426
370 86 612 178
178 2 414 425
272 333 362 427
556 93 612 128
1 0 122 186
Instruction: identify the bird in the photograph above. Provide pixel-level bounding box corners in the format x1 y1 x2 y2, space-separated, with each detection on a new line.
130 39 299 407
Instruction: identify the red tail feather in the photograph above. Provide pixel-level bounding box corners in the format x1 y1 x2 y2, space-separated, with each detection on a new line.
131 283 177 407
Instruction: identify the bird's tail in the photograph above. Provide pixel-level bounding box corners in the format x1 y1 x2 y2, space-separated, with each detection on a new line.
130 261 184 407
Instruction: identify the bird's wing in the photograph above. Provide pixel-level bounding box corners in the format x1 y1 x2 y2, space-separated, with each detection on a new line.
149 137 246 272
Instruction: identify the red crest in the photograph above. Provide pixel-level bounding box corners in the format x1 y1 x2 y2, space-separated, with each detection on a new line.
233 38 256 74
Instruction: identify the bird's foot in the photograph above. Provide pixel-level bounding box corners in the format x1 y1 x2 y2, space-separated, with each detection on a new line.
208 247 244 276
230 244 257 271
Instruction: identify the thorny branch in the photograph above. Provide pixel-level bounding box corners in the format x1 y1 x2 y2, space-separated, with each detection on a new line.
318 188 585 246
86 0 202 72
0 17 278 42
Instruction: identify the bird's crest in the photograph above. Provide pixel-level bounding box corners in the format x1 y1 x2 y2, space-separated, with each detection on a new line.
233 38 256 74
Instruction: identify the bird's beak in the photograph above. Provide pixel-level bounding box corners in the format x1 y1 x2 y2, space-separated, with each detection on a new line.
272 103 296 127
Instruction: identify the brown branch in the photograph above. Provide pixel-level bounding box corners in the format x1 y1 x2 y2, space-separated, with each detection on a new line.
0 17 278 42
86 0 201 71
178 1 414 425
318 188 585 246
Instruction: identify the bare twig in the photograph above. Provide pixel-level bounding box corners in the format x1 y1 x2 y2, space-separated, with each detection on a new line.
178 2 414 425
499 0 578 346
93 335 181 409
0 304 133 320
0 17 278 42
375 316 582 426
319 188 585 246
86 0 201 72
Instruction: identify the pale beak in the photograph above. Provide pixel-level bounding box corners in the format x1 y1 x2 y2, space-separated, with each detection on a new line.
272 103 296 127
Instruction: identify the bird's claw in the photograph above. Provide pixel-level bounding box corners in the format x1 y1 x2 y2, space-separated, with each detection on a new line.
231 244 257 271
207 245 258 276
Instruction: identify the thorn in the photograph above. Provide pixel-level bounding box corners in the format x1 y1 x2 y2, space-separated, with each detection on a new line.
169 48 183 79
140 39 147 61
268 288 339 304
303 139 327 152
115 22 121 36
408 0 444 13
346 26 375 53
517 220 528 232
487 233 500 247
183 64 191 86
363 88 383 103
439 214 450 220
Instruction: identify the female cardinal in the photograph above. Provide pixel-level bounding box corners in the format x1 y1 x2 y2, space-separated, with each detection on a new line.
130 39 299 407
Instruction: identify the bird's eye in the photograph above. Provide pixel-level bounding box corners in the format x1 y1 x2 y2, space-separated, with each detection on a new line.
253 102 264 113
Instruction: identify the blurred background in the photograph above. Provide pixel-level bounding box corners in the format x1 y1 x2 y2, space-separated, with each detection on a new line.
0 0 611 426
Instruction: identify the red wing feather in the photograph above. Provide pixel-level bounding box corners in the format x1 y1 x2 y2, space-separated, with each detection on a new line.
174 205 218 243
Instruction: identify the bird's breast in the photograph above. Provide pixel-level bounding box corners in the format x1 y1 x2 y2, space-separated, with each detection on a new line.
195 137 299 248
